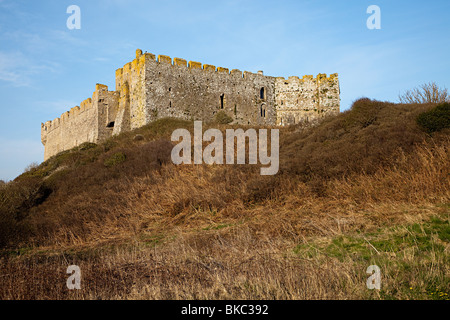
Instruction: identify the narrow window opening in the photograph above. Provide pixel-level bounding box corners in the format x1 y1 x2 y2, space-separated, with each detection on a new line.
260 87 265 99
220 94 224 109
107 121 115 128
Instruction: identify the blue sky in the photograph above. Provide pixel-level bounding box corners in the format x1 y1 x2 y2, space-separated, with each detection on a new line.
0 0 449 181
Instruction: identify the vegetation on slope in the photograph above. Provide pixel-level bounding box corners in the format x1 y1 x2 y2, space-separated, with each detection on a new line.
0 99 448 299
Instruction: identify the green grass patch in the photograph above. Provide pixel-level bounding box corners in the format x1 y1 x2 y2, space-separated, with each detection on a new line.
293 211 449 300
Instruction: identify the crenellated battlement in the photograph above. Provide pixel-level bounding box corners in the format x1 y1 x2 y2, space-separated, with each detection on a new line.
41 83 115 135
111 49 282 90
41 48 340 160
122 49 269 78
275 73 338 84
158 55 172 64
174 57 187 67
188 61 202 69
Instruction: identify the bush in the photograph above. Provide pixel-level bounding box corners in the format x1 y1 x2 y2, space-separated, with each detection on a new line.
215 111 233 124
280 98 430 191
103 139 118 152
23 162 40 174
416 103 450 133
0 177 48 247
104 152 127 168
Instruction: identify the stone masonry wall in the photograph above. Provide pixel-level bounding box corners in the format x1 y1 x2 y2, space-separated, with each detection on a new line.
41 84 118 160
275 73 340 126
113 50 277 132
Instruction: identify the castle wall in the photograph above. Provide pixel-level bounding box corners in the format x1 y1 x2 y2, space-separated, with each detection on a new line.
112 50 277 136
317 73 340 114
41 49 340 160
114 50 151 134
275 73 340 126
41 97 96 160
141 53 277 127
95 84 120 142
41 85 118 160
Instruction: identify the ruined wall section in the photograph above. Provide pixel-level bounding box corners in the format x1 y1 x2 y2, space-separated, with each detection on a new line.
275 73 340 126
317 73 340 115
140 52 277 127
41 84 118 160
95 84 120 142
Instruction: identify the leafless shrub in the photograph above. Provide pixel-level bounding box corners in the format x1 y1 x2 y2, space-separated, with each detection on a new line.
23 162 40 174
399 82 449 104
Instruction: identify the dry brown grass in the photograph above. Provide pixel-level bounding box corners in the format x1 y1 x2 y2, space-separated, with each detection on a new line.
0 99 448 300
0 203 447 300
1 139 448 300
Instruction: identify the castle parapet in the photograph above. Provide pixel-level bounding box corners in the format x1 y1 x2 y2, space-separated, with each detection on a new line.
158 55 172 64
243 71 253 80
230 69 242 77
174 57 187 67
136 49 143 59
189 61 202 70
80 98 92 112
61 111 70 123
203 64 216 72
217 67 229 73
128 49 281 82
95 84 108 91
70 106 80 117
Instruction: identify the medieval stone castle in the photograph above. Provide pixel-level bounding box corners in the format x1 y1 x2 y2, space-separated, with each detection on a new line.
41 49 340 160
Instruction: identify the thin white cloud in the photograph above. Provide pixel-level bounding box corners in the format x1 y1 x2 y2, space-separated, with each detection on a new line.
0 50 59 87
2 30 48 53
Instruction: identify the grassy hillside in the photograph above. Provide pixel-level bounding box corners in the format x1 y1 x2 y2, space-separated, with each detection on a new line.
0 99 448 300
